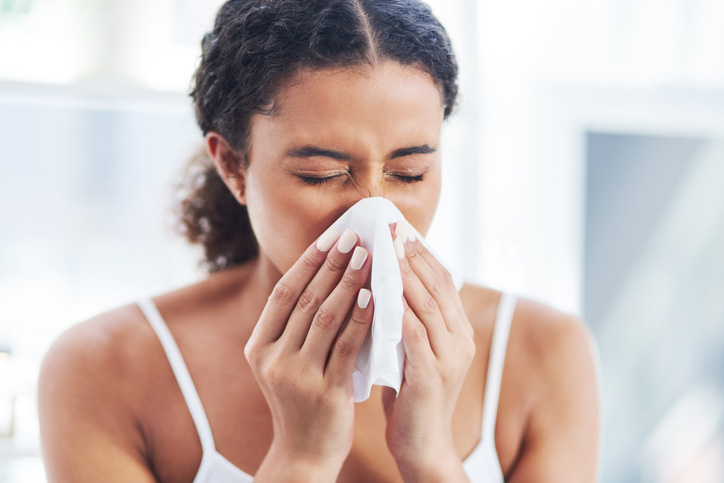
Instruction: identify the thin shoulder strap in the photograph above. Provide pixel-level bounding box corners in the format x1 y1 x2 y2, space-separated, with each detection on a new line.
481 291 518 442
137 298 216 453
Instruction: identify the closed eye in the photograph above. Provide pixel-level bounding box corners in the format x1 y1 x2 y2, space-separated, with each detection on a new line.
298 174 344 185
298 173 426 185
396 174 425 183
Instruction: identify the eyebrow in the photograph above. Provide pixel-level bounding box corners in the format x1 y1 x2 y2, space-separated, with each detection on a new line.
286 144 436 161
389 144 436 159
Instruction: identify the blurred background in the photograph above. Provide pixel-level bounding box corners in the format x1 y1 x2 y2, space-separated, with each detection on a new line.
1 0 723 481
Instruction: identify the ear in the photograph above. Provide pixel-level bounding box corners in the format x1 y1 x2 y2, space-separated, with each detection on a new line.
205 131 247 205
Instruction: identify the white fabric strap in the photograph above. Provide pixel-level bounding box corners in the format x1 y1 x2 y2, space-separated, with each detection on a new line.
481 292 517 442
137 298 216 453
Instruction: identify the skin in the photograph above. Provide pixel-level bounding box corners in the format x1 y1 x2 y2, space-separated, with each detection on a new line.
38 61 600 482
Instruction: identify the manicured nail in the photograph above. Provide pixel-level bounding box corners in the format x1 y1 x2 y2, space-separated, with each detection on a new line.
357 288 371 309
316 227 339 252
350 246 368 270
405 224 416 243
338 228 357 254
394 236 405 259
395 222 408 243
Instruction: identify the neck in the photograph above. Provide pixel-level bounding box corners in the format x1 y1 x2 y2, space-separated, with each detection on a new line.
252 252 284 297
202 251 283 333
248 250 285 298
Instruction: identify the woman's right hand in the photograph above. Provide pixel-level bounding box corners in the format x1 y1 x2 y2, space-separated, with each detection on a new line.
244 227 373 479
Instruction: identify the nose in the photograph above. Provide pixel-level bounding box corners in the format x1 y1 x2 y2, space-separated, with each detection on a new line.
351 170 385 198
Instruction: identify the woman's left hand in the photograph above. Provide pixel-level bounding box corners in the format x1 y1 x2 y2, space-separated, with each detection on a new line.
382 223 476 481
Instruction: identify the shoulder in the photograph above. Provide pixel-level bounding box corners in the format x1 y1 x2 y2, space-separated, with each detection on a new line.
460 283 600 480
38 303 159 419
460 282 598 379
497 291 600 480
460 282 600 478
40 303 156 390
38 303 162 480
512 295 599 379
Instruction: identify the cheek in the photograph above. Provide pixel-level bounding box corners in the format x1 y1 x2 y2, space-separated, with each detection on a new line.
389 174 441 237
244 172 340 273
393 198 438 238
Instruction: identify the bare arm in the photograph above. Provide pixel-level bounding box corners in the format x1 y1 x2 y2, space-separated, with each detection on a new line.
508 311 601 482
38 321 157 483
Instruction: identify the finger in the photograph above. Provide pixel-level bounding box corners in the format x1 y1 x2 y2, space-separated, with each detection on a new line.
399 225 474 338
302 246 370 364
400 296 436 378
399 231 466 337
410 236 474 337
326 288 374 388
281 228 360 350
393 231 447 357
249 226 340 345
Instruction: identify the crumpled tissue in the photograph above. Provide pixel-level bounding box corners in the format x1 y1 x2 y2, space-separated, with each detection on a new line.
326 197 462 402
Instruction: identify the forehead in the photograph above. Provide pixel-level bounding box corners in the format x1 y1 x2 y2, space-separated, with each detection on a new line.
252 62 444 147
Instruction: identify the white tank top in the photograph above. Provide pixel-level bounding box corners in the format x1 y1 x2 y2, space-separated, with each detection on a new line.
138 292 517 482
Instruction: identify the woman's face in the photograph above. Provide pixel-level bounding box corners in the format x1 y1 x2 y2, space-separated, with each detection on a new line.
242 61 444 275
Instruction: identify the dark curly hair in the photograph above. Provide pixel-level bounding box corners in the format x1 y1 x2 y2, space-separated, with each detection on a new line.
179 0 459 272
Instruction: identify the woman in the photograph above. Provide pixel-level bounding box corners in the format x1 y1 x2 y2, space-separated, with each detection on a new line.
38 0 600 481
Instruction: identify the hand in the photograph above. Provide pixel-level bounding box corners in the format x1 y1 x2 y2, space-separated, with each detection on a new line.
244 228 374 477
382 223 476 480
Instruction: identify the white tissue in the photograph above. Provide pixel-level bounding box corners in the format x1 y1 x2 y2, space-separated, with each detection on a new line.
327 197 462 402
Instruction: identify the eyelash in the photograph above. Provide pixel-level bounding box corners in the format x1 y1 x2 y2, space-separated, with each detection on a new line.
299 173 425 185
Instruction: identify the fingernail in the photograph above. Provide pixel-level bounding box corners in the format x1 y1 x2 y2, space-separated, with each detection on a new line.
338 228 357 254
316 227 340 252
350 246 367 270
357 288 371 309
395 222 408 243
394 236 405 259
405 224 416 243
